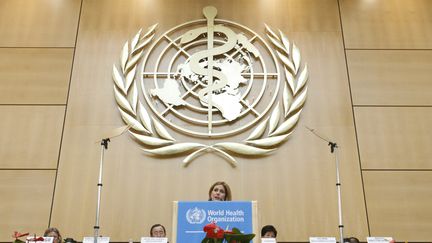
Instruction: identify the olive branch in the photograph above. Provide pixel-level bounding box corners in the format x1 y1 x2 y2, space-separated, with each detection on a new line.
112 24 308 167
242 25 308 147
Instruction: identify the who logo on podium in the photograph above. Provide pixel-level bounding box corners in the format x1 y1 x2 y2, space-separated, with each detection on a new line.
186 207 207 224
112 6 308 166
173 201 256 243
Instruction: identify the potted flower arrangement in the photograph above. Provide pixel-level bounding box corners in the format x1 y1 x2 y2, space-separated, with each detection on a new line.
201 222 255 243
13 232 45 243
13 232 29 243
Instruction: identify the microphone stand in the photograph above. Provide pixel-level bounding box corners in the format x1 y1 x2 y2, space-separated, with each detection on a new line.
94 138 109 243
306 127 344 243
93 125 130 243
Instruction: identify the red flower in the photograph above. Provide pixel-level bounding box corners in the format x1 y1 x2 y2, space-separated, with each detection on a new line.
13 232 29 239
27 236 45 242
203 222 225 239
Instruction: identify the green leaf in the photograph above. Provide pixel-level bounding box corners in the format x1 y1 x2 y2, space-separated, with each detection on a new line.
201 237 223 243
225 232 255 243
232 227 241 234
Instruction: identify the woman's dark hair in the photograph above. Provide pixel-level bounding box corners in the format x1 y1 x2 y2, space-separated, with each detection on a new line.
344 237 360 243
261 225 277 237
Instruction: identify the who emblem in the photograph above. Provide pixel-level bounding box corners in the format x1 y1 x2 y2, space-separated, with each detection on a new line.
112 6 308 166
186 207 206 224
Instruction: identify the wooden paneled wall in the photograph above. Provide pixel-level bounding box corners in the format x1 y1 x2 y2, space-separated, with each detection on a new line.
0 0 431 242
0 0 81 239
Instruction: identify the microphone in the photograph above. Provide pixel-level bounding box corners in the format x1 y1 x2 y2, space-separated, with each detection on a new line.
304 126 338 153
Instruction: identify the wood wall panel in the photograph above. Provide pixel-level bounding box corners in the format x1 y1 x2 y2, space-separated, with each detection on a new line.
355 107 432 169
363 171 432 241
50 0 368 241
0 0 81 47
0 106 65 169
347 50 432 106
0 170 56 241
0 48 74 104
1 0 430 242
340 0 432 49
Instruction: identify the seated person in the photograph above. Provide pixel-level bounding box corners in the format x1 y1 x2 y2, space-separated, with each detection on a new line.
344 237 360 243
208 181 232 201
150 224 166 238
43 227 62 243
261 225 277 238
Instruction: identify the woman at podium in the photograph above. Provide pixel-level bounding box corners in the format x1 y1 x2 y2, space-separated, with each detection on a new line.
208 181 232 201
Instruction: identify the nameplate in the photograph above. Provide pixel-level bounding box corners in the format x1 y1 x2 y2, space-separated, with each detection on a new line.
261 238 276 243
140 237 168 243
367 237 393 243
27 237 53 243
82 237 110 243
309 237 336 243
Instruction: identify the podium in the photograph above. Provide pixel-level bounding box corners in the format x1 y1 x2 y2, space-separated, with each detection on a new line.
172 201 258 243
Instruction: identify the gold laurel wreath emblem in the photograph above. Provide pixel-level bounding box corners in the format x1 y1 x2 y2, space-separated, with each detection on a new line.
112 24 308 167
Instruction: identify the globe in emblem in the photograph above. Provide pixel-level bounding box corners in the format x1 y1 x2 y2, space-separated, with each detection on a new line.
140 6 281 138
186 207 206 224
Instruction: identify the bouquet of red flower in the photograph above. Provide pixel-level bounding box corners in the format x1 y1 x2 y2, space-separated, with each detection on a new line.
26 235 45 242
12 232 29 243
201 222 255 243
12 232 45 243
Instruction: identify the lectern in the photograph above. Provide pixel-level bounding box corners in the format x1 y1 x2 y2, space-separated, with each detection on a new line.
172 201 258 243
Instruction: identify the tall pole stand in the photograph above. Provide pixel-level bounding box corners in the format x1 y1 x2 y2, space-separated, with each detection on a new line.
94 138 110 243
329 142 344 243
307 127 344 243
